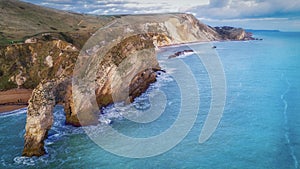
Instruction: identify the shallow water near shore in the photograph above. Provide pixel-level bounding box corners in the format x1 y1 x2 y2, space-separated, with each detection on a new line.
0 31 300 168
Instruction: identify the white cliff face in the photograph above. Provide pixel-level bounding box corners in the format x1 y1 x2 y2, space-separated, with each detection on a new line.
22 13 226 157
164 14 220 43
162 17 206 43
136 14 220 46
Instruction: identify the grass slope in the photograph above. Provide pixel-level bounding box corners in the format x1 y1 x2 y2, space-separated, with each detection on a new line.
0 0 113 46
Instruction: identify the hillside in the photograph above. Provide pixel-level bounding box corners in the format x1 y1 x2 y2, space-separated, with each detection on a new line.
0 0 253 111
0 0 114 46
0 0 256 157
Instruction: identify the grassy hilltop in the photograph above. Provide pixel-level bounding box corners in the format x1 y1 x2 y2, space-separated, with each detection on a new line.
0 0 114 47
0 0 117 91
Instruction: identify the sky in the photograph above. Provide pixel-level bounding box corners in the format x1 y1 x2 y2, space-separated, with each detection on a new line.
22 0 300 31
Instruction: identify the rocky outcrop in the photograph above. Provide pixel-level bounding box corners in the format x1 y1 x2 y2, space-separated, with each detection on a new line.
214 26 254 41
0 0 255 157
17 14 255 157
23 77 67 157
20 13 220 157
93 34 160 107
21 33 159 157
168 50 194 59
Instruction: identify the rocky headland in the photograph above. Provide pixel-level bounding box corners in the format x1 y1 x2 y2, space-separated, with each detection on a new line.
0 0 254 157
214 26 254 41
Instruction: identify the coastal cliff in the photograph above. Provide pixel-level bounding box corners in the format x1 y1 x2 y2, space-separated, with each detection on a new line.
21 13 221 157
0 0 254 157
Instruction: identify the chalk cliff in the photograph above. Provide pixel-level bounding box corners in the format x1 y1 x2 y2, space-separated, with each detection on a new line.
0 0 254 157
21 13 222 157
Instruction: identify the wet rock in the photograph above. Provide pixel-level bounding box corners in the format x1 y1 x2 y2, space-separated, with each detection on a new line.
20 14 256 157
168 49 194 59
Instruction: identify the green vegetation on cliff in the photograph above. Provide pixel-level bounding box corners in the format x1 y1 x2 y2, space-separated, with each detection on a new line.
0 0 115 90
0 0 114 47
0 0 253 92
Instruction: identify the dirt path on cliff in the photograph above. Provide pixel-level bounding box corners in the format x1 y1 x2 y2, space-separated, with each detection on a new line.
0 89 32 113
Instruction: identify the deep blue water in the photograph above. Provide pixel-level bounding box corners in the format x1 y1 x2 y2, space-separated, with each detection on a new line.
0 31 299 168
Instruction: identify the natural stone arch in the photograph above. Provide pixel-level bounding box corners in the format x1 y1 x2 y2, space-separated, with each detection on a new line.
22 14 219 157
22 34 164 157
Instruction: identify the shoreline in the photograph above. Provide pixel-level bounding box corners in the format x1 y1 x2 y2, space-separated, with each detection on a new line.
0 39 251 114
0 89 32 113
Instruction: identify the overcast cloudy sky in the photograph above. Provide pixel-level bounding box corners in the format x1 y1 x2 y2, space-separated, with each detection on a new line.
22 0 300 31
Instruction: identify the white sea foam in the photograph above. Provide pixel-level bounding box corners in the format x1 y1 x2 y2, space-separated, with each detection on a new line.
44 106 85 146
44 72 172 150
0 108 27 118
281 76 299 169
13 156 36 166
85 71 173 133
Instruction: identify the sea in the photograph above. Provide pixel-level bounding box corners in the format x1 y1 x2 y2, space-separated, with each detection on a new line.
0 31 299 169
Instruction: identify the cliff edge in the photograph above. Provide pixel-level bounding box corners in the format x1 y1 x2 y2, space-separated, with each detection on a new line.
21 13 222 157
0 0 254 157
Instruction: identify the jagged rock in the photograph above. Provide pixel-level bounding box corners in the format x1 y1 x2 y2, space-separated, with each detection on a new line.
214 26 254 40
1 1 253 157
17 14 256 157
21 14 218 157
63 84 80 126
168 49 194 59
22 79 58 157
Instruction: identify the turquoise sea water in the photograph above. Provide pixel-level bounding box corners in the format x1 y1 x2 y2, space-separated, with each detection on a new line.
0 31 299 168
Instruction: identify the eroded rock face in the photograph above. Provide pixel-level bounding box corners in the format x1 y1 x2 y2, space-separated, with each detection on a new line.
22 76 81 156
22 34 160 157
63 84 80 126
21 14 254 157
92 34 160 107
23 79 60 157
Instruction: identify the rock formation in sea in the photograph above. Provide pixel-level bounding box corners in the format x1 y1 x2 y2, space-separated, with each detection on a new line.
0 0 254 157
168 50 195 59
22 13 222 157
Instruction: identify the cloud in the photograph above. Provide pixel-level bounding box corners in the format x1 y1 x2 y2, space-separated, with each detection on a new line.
22 0 300 19
187 0 300 19
209 0 231 8
21 0 300 30
199 17 300 31
22 0 208 14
